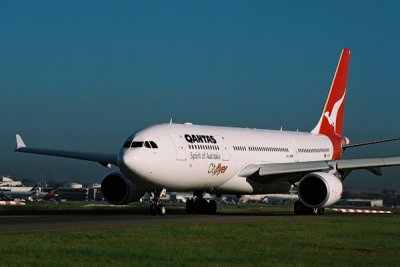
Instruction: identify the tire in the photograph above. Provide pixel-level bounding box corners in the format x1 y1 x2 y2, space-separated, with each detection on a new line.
186 199 195 214
208 200 217 214
317 208 325 215
196 199 209 214
294 200 306 215
157 204 166 216
149 203 158 216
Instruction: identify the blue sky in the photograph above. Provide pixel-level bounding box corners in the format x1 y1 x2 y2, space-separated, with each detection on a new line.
1 1 400 190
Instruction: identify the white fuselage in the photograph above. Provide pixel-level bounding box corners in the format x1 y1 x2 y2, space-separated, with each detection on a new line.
118 123 334 194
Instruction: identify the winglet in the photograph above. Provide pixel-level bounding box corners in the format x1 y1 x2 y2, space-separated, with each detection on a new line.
16 134 26 149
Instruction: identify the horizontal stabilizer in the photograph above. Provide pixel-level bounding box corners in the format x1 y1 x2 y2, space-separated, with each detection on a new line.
343 137 400 149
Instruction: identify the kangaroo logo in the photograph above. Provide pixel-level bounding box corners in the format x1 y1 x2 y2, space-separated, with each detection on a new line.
324 89 346 133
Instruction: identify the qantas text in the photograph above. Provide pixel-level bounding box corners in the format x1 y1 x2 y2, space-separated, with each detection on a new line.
184 134 217 144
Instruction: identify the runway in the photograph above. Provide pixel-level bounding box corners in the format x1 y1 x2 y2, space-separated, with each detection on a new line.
0 212 298 234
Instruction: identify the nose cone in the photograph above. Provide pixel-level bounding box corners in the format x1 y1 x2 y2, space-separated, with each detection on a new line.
118 148 151 186
118 148 137 174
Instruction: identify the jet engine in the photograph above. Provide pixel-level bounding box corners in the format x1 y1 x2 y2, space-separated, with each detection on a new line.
101 172 146 205
298 172 343 208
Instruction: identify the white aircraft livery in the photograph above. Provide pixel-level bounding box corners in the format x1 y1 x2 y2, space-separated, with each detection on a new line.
15 48 400 216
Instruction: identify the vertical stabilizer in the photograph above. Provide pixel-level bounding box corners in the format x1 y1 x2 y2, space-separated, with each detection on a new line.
312 49 351 136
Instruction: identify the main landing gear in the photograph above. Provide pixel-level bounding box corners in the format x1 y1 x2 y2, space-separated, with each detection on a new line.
294 200 325 215
185 191 217 214
148 189 166 216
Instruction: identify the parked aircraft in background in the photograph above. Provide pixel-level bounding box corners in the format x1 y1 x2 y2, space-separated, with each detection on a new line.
15 49 400 216
239 194 298 205
0 185 39 201
36 185 60 202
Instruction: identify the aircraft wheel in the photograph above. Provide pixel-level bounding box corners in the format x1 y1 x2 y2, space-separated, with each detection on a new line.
208 200 217 214
317 208 325 215
150 203 158 216
196 198 209 214
186 199 195 214
157 204 166 216
294 200 304 215
294 200 309 215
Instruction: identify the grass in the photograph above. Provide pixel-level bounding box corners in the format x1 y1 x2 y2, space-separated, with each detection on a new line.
0 203 399 266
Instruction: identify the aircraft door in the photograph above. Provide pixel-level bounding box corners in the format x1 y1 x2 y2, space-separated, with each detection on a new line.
216 136 229 161
289 141 299 162
169 134 187 161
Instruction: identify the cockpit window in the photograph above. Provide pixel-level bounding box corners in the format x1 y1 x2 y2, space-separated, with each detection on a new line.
127 140 158 149
123 141 132 148
144 141 151 148
131 141 144 148
150 141 158 148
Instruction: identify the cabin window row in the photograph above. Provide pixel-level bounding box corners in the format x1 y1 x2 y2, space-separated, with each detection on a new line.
233 146 247 151
298 148 329 153
248 146 289 152
188 144 220 150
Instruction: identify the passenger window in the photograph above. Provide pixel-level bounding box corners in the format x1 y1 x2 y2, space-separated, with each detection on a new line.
150 141 158 149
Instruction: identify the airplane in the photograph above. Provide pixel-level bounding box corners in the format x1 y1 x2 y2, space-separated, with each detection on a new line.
0 185 39 201
15 48 400 216
239 193 298 205
35 185 60 202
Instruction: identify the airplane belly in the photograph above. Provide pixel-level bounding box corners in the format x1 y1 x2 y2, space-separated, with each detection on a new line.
214 175 292 194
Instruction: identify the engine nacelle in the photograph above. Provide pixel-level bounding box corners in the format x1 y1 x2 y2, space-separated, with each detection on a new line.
298 172 343 208
101 172 146 205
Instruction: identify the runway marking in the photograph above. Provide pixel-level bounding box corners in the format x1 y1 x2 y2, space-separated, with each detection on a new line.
330 208 393 214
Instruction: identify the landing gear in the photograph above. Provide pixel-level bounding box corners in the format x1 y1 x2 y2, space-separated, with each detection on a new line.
149 203 166 216
294 200 308 215
148 189 166 216
185 191 217 214
317 208 325 215
294 200 324 215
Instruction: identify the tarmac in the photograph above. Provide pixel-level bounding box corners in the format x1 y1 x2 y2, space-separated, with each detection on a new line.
0 212 299 234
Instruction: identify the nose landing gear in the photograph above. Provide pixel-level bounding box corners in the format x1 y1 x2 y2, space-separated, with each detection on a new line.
148 189 166 216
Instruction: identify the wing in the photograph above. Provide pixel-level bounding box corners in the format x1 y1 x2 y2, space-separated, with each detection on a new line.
239 157 400 184
15 134 118 168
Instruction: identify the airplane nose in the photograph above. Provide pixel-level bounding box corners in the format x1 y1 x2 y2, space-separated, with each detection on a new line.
117 147 156 187
118 148 150 178
118 148 137 172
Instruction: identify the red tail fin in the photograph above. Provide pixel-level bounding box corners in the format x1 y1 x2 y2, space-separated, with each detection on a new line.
312 49 351 136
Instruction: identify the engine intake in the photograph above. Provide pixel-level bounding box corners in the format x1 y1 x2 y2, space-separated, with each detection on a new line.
298 172 343 208
101 172 146 205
